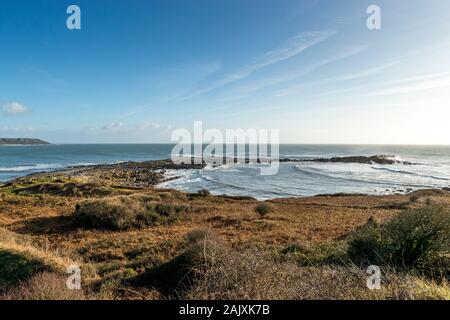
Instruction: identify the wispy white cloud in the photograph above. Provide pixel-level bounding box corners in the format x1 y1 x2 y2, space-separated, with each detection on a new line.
49 122 174 143
0 125 34 132
1 102 30 115
318 61 398 83
101 122 124 131
217 71 450 119
220 104 290 118
234 43 369 97
274 60 397 97
362 72 450 97
318 71 450 98
21 66 65 84
97 121 169 133
136 122 162 131
182 30 337 99
146 61 223 102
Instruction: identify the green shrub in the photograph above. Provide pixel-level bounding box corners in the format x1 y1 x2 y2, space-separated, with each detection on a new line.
74 195 190 230
279 242 348 266
348 207 450 278
197 189 211 197
155 203 190 216
255 203 271 218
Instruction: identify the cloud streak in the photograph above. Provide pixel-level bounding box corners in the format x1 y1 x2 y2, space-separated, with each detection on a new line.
274 60 396 97
362 72 450 97
318 71 450 98
235 43 369 97
182 30 337 99
101 122 124 131
0 125 34 133
97 121 169 133
1 102 30 115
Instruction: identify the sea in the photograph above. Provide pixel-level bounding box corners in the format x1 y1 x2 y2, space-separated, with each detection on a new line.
1 144 449 200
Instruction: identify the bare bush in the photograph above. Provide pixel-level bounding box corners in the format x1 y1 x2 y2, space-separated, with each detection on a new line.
1 272 86 300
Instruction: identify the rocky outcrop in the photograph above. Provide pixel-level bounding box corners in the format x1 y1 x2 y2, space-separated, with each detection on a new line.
0 138 50 145
280 155 413 165
15 159 205 188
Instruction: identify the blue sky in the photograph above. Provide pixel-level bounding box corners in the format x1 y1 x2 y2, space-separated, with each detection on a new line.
1 0 450 144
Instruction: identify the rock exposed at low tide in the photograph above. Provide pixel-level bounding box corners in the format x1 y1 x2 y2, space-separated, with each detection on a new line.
280 155 413 165
12 159 205 188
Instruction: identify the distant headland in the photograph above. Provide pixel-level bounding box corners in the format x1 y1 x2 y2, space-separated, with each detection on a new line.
0 138 50 145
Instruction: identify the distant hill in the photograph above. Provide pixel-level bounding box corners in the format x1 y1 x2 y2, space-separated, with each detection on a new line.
0 138 50 145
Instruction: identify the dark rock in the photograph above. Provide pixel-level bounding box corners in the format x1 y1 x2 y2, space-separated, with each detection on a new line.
11 159 206 189
280 155 413 165
0 138 50 145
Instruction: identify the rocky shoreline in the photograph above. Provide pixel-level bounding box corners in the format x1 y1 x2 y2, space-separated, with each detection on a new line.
6 154 410 186
0 155 449 300
8 159 205 188
176 154 414 165
3 156 447 197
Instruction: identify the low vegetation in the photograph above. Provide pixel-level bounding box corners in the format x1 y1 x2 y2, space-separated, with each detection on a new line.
131 228 450 300
197 189 211 197
1 169 449 300
0 250 51 288
74 194 191 230
348 206 450 278
14 182 114 197
0 228 80 293
1 272 86 300
278 241 348 266
254 202 271 218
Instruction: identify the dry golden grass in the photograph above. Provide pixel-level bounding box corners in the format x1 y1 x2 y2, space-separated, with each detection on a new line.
0 227 89 297
1 175 449 300
1 272 86 300
0 227 78 273
187 257 450 300
135 229 450 300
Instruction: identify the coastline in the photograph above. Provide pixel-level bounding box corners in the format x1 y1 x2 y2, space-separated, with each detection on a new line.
3 154 445 198
1 157 449 299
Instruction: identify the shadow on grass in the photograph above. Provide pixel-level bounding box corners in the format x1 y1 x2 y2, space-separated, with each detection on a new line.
13 216 78 236
127 252 195 298
0 250 50 288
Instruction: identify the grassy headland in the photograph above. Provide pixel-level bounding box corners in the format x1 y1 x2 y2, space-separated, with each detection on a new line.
0 160 449 300
0 138 49 145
